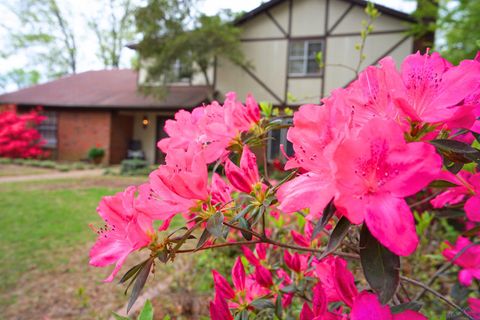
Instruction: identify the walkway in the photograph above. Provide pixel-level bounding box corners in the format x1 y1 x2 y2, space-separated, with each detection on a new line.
0 168 105 183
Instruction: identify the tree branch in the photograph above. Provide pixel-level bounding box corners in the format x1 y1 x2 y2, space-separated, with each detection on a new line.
400 276 473 320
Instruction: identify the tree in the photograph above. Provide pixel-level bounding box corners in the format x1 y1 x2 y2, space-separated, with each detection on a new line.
438 0 480 64
1 0 78 77
88 0 136 68
134 0 246 97
0 69 41 91
411 0 439 52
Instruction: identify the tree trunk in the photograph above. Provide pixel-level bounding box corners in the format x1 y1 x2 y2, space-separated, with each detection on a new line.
413 0 439 53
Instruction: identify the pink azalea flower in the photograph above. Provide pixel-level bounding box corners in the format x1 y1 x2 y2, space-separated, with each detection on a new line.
468 297 480 319
334 119 441 256
313 256 357 305
343 57 405 128
392 51 480 125
241 243 268 266
89 186 153 282
223 92 260 132
225 145 263 193
255 264 273 288
431 170 480 222
291 221 329 247
277 96 348 220
212 257 269 310
209 295 233 320
145 145 209 219
284 250 309 273
299 283 344 320
158 93 260 163
210 173 233 206
350 292 427 320
442 236 480 286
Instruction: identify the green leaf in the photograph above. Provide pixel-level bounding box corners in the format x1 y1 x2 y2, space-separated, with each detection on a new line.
196 228 211 250
119 260 147 284
127 258 154 313
232 204 254 222
250 298 275 310
206 211 224 238
390 302 423 314
312 198 335 239
320 216 351 258
279 284 296 293
238 218 253 241
137 300 154 320
359 224 400 304
428 180 459 188
112 313 130 320
430 139 480 165
275 294 283 318
162 316 171 320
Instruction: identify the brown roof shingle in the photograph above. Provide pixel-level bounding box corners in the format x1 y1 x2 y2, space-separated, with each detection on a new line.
0 69 211 109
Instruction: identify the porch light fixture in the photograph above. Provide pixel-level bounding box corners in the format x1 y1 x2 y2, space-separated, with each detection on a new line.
142 115 149 129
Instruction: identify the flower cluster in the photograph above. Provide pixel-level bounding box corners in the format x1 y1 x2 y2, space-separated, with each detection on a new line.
0 108 46 158
211 244 427 319
89 93 263 281
277 51 480 257
89 51 480 318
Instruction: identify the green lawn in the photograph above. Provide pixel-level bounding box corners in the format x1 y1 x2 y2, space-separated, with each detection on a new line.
0 176 228 319
0 177 145 307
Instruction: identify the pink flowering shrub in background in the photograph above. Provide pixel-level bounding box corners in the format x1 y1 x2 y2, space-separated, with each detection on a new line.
0 108 46 158
89 52 480 319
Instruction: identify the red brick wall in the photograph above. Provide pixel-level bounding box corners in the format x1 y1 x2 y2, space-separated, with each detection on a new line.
109 113 133 164
57 110 111 164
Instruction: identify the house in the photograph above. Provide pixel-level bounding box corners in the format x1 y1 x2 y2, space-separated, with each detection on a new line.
0 0 414 165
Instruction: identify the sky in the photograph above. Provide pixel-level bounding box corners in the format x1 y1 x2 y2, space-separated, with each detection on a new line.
0 0 416 92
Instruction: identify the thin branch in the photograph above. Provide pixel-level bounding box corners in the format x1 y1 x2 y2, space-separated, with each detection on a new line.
401 276 473 320
176 240 261 253
413 241 480 301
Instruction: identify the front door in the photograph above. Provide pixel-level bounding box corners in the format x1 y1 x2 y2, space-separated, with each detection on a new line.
155 116 170 164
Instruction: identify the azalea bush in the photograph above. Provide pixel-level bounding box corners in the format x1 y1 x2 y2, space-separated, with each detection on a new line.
0 108 46 159
89 51 480 319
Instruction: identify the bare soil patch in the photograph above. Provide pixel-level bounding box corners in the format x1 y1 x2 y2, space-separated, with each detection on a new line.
0 164 54 177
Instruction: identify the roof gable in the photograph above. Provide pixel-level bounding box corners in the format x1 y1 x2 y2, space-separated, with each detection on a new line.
235 0 414 26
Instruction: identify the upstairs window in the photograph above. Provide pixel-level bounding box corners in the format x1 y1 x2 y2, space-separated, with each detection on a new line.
288 40 323 76
170 59 192 83
37 111 57 148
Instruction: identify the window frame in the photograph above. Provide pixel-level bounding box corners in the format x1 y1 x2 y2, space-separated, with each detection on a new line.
288 39 324 77
267 117 293 163
37 111 58 149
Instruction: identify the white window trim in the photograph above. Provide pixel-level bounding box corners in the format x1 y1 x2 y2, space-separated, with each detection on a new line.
288 39 324 77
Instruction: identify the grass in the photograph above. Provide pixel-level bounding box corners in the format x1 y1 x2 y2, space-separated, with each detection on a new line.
0 175 229 319
0 177 138 300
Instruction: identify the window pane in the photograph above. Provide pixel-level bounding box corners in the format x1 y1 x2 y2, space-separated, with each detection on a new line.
288 60 304 74
285 140 294 157
307 59 320 74
308 42 322 57
38 111 57 148
289 41 305 57
268 129 281 161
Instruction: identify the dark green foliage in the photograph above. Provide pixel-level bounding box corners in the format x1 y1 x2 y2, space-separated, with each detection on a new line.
359 224 400 304
134 0 246 98
120 159 149 175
